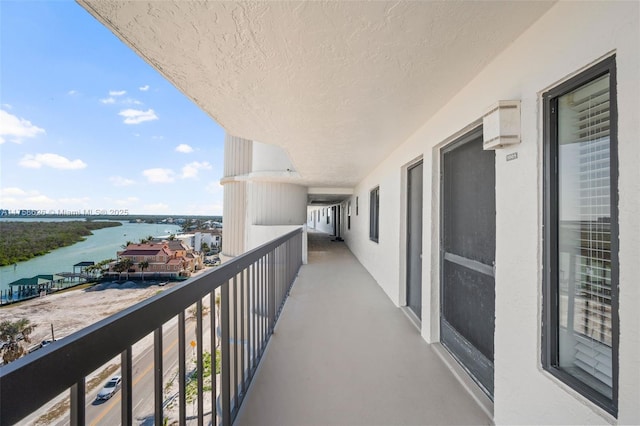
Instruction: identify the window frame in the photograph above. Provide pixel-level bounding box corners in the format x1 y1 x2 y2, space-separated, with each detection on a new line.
542 55 619 417
369 186 380 243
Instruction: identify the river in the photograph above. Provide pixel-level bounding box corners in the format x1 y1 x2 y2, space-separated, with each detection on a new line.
0 220 182 291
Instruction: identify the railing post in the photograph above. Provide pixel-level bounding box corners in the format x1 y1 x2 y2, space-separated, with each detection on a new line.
121 347 133 425
179 311 186 425
196 300 204 426
210 291 217 425
69 378 85 426
154 327 163 426
221 280 231 426
268 251 276 334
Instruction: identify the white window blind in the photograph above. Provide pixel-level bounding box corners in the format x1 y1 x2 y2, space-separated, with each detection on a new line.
558 73 613 398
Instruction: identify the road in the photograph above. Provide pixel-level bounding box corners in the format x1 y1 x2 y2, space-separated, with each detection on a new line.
54 310 213 426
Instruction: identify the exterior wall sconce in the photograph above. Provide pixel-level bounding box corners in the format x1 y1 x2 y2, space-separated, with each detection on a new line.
482 100 521 150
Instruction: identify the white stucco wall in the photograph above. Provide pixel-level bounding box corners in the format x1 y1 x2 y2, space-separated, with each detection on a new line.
247 181 307 226
342 2 639 424
307 206 335 235
252 141 296 173
248 225 308 265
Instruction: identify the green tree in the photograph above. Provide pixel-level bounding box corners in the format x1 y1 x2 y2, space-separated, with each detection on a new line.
138 260 149 282
181 219 194 233
98 258 115 276
114 258 133 281
201 242 210 254
0 318 35 364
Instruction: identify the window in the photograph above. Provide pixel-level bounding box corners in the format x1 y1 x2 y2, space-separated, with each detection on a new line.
347 201 351 230
356 197 359 215
543 57 618 415
369 187 379 242
326 208 330 224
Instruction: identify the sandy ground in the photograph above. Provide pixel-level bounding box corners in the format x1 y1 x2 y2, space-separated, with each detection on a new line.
0 268 210 350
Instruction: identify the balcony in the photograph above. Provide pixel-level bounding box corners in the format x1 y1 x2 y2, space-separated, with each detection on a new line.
235 230 490 425
1 229 489 425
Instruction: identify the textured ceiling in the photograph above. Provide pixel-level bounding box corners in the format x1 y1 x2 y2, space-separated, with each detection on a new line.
79 1 554 190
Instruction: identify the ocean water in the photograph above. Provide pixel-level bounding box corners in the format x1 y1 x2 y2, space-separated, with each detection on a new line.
0 220 181 291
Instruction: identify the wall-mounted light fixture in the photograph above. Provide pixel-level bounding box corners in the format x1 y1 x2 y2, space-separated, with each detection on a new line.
482 100 521 150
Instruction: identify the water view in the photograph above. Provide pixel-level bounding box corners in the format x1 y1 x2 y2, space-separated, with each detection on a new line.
0 220 181 291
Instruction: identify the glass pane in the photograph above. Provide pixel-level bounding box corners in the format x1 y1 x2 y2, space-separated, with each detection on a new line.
557 74 612 398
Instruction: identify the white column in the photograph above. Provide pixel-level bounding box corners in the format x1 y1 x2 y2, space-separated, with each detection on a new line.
222 134 309 260
221 134 252 257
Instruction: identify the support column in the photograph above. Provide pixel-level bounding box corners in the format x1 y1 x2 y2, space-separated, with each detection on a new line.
221 134 253 257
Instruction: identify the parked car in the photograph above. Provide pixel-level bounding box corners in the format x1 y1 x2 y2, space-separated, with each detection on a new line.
96 376 122 400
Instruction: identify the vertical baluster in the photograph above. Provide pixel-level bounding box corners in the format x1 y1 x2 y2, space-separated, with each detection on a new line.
269 251 276 335
240 268 246 398
252 262 257 371
259 256 264 353
69 378 85 426
210 291 217 425
121 346 133 425
179 311 186 425
154 327 163 426
233 274 239 414
197 299 204 426
221 280 231 426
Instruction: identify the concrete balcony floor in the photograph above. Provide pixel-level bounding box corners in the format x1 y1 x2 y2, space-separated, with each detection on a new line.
235 230 491 426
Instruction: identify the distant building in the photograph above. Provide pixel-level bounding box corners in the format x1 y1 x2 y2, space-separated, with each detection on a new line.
8 275 66 296
110 241 203 279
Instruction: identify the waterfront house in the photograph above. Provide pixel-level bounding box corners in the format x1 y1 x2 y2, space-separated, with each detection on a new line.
112 242 200 279
3 2 637 425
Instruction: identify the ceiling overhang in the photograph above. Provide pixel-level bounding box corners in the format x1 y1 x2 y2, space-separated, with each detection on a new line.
78 1 555 190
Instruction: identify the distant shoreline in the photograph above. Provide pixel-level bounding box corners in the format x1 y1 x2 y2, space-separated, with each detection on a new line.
0 221 122 266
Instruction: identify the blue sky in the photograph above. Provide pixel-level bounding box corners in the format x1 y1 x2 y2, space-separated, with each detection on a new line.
0 1 225 216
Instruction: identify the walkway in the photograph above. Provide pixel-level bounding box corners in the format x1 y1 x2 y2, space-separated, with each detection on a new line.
235 230 491 425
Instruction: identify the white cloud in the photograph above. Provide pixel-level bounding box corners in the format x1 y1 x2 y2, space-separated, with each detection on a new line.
175 144 194 153
115 196 139 206
0 109 46 144
109 90 127 96
1 187 28 197
118 108 158 124
139 85 150 91
24 195 56 205
0 189 48 209
181 161 212 179
67 90 79 96
19 153 87 170
100 97 116 104
0 187 92 211
109 176 135 187
143 168 175 183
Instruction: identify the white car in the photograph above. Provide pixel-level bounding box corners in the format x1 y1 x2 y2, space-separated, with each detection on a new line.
96 376 122 400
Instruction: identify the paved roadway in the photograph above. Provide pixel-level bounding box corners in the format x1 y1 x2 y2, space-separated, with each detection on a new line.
54 313 210 426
